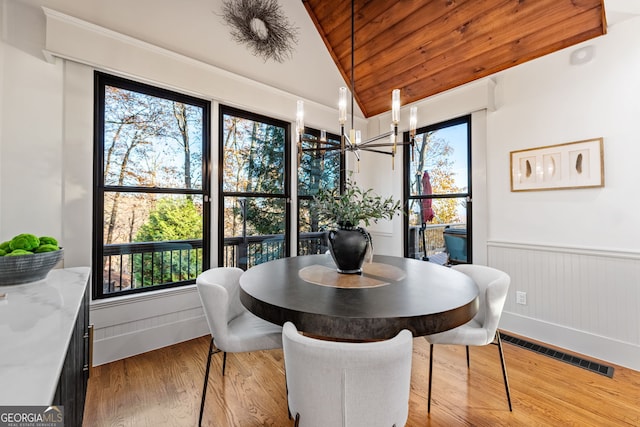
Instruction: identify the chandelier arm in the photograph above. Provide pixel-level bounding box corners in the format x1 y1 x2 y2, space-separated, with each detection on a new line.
363 141 413 149
358 148 395 156
359 131 394 146
343 133 356 150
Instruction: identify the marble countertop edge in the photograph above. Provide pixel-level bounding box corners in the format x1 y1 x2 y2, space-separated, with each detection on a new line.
0 267 90 405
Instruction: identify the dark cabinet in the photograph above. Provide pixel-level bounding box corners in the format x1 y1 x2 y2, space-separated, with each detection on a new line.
52 284 90 427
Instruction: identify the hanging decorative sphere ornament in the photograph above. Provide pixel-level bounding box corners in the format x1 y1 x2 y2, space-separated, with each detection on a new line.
221 0 299 63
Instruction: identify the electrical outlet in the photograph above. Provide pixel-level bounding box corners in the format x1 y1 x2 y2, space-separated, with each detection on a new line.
516 291 527 305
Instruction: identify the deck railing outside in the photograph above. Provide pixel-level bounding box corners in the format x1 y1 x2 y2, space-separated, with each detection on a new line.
409 223 466 263
102 227 468 294
102 232 328 294
102 239 204 294
222 231 328 270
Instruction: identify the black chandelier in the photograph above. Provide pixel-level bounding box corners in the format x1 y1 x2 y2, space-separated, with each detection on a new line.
295 0 417 169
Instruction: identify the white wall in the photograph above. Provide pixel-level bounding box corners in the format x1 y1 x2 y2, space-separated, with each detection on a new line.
1 4 638 370
361 16 640 370
488 19 640 251
486 17 640 370
0 7 3 230
0 3 64 246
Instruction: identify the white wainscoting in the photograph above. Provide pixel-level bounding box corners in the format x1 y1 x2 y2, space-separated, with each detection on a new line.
488 241 640 371
90 285 209 366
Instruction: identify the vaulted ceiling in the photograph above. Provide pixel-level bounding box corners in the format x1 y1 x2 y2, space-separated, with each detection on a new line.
11 0 628 122
303 0 607 117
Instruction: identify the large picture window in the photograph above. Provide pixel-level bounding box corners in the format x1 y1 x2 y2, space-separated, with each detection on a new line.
219 106 291 269
93 72 211 299
404 115 471 265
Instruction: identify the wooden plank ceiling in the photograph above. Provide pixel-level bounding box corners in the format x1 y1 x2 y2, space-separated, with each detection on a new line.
302 0 606 118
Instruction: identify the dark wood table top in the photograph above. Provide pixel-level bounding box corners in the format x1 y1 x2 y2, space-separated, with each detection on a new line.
239 254 479 341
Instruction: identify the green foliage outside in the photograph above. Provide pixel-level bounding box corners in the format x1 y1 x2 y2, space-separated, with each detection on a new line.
99 82 207 294
297 132 342 237
133 198 203 287
223 116 287 238
135 198 202 242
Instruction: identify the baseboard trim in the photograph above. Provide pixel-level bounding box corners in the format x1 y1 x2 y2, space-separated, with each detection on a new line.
91 308 639 372
92 315 209 366
501 312 639 372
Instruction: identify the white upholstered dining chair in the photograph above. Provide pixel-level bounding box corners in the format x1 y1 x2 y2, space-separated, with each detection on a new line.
196 267 282 426
425 264 512 413
282 321 413 427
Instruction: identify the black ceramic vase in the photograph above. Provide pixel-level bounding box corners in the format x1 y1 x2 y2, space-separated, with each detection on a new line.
327 226 371 274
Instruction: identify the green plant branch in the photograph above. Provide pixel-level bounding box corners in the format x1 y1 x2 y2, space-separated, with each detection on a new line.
313 174 402 228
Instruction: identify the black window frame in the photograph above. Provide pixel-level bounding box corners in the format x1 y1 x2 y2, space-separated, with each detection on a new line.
296 127 345 255
93 71 211 299
218 105 292 269
403 114 472 262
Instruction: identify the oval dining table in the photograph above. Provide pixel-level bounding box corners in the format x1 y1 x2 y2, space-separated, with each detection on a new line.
239 254 479 341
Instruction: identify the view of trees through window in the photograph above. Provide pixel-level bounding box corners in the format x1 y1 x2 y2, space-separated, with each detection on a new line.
94 72 210 298
93 73 468 296
405 116 471 264
297 129 343 255
219 106 289 269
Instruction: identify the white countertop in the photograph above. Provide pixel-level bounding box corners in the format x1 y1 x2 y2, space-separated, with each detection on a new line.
0 267 90 405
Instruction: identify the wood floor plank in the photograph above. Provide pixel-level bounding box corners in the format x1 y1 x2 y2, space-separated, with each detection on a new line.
83 334 640 426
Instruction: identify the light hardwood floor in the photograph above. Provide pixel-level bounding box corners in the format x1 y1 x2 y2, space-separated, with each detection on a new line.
83 334 640 426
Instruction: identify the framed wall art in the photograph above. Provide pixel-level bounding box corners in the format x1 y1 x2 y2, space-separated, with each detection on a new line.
510 138 604 192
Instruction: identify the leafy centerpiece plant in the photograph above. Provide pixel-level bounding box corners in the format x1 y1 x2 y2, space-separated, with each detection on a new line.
313 175 402 274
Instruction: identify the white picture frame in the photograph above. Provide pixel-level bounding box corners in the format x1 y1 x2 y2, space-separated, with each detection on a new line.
510 138 604 192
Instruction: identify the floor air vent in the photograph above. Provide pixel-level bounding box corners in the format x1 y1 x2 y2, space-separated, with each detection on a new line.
500 333 614 378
